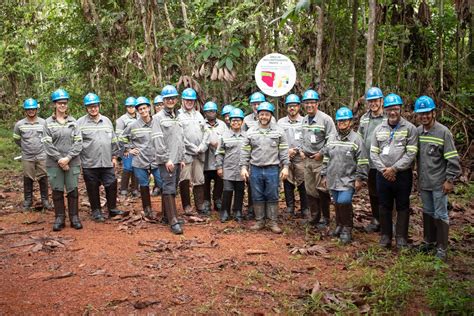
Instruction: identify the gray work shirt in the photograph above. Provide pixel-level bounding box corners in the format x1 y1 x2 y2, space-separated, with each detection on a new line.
42 115 83 168
243 112 276 131
13 117 46 161
417 122 461 190
370 117 418 172
178 109 209 163
278 115 304 164
122 116 157 169
151 108 185 165
300 110 337 156
204 119 227 171
240 123 289 169
357 111 385 169
116 112 137 142
77 114 120 168
216 129 246 181
321 130 369 190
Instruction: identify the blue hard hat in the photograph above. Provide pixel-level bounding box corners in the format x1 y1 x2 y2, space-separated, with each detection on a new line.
384 93 403 108
229 108 244 120
302 89 319 101
365 87 384 101
203 101 218 112
249 92 266 103
221 105 234 116
181 88 197 100
23 98 39 109
414 96 436 113
335 106 353 121
124 97 136 107
257 101 275 114
285 94 301 105
51 89 69 102
83 93 100 106
161 85 179 98
135 96 151 107
153 95 163 104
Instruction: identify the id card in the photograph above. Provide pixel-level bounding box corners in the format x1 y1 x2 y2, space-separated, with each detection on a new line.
382 146 390 155
295 132 301 140
310 134 317 143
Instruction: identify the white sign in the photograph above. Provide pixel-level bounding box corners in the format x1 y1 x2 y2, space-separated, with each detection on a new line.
254 53 296 97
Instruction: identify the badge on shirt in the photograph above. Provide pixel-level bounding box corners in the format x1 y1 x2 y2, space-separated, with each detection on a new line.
310 134 317 143
382 146 390 155
295 132 301 140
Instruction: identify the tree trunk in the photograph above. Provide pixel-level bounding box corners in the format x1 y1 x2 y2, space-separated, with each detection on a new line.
365 0 376 91
438 0 444 94
315 3 324 91
349 0 359 105
139 0 157 85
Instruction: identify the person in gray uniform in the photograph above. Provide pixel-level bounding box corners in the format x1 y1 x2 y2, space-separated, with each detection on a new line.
13 98 51 211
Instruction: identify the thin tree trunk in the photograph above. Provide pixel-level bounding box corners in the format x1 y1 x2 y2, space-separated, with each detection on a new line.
349 0 359 105
365 0 376 91
180 0 188 27
86 0 104 46
439 0 444 94
139 0 157 85
315 3 324 90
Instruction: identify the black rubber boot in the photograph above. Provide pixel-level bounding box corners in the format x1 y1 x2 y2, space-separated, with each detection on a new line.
246 183 254 220
220 191 232 223
120 170 131 196
85 181 104 222
130 174 140 197
214 198 222 213
250 202 265 230
297 183 309 218
283 180 296 215
330 204 343 237
419 212 436 253
267 202 282 234
105 180 128 217
23 176 34 211
395 210 410 249
67 188 83 229
52 190 65 231
163 194 183 234
140 186 156 219
233 188 245 223
193 185 207 216
179 180 193 215
339 204 353 244
379 206 392 248
365 194 381 232
435 219 449 261
317 190 331 229
307 195 321 226
38 176 52 210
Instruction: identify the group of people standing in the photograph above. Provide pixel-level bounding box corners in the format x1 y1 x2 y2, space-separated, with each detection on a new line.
13 85 460 261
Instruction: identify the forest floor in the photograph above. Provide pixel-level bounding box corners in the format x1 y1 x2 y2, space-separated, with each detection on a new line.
0 167 472 315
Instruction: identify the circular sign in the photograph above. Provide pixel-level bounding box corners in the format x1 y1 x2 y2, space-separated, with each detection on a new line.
254 53 297 97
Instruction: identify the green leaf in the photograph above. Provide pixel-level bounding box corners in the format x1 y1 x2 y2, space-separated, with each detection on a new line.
230 46 240 58
202 49 212 60
217 59 226 68
225 57 233 71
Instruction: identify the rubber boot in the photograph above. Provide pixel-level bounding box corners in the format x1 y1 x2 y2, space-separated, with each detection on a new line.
214 198 222 213
246 183 254 220
130 174 140 197
23 176 34 211
267 202 282 234
283 180 296 215
379 206 392 248
120 170 131 196
330 204 343 237
193 185 207 216
297 183 309 218
365 194 381 232
213 177 223 212
163 194 183 235
233 188 245 223
105 180 128 217
85 181 104 222
419 212 436 253
38 177 52 210
140 186 156 219
67 188 83 229
250 202 265 230
317 190 331 229
52 190 65 231
179 180 193 215
435 219 449 261
307 195 321 225
339 204 353 244
395 210 410 249
202 200 212 214
220 191 232 223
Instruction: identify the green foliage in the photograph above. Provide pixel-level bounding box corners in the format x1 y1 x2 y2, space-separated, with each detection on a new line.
0 126 22 172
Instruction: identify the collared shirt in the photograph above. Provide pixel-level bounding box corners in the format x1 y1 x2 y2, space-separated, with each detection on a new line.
278 115 304 164
77 114 120 168
300 110 337 156
13 117 46 161
216 129 246 181
42 115 83 167
417 121 461 190
357 110 385 168
178 108 209 163
116 112 137 142
151 108 185 165
321 130 368 190
122 116 157 169
243 112 276 131
240 123 289 168
370 117 418 172
204 118 227 171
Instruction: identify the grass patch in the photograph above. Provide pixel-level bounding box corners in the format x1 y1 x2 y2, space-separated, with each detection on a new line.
0 125 22 172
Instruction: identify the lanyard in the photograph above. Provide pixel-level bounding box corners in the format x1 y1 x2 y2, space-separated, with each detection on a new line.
388 123 400 143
